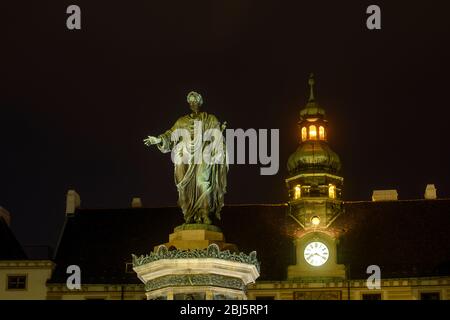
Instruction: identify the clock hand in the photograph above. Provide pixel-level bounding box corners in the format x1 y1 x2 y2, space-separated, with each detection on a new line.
312 253 326 259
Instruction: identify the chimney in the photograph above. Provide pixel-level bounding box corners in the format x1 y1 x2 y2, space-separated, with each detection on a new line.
0 207 11 226
372 189 398 201
424 184 437 200
66 190 81 215
131 197 143 208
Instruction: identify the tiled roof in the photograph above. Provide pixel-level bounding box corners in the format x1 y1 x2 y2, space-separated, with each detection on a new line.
0 217 27 260
49 200 450 283
337 199 450 279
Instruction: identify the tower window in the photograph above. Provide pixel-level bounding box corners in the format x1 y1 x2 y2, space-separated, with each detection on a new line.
328 184 336 199
309 125 317 140
301 127 307 141
7 275 27 290
319 126 325 140
294 185 301 199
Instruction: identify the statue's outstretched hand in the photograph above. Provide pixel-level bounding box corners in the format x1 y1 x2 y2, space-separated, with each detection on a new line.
143 136 161 146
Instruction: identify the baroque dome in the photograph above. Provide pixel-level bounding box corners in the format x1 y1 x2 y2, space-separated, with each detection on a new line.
287 140 341 175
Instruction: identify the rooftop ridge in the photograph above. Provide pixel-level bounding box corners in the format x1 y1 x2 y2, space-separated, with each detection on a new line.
72 199 450 212
344 198 450 204
75 203 290 212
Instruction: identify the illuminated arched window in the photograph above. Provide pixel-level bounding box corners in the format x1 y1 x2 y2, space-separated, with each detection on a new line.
319 126 325 140
329 184 336 199
301 127 307 141
309 125 317 140
294 185 301 199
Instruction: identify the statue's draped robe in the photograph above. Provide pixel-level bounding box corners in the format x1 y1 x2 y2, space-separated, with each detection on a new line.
157 112 227 223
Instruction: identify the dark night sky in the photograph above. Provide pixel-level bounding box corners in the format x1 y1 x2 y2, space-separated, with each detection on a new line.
2 1 450 250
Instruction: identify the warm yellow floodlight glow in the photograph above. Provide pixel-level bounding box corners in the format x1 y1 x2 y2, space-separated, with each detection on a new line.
329 184 336 199
294 185 301 199
311 216 320 226
301 127 307 141
309 125 317 140
319 126 325 140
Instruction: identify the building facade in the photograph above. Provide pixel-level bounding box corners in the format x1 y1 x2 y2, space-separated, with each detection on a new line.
0 208 54 299
2 77 450 300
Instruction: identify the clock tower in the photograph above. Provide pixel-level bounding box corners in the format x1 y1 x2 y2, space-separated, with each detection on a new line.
286 74 346 280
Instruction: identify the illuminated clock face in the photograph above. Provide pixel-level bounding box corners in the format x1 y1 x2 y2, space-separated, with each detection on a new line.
304 241 329 266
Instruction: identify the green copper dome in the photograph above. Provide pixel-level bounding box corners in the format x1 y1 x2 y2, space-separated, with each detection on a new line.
287 74 341 175
287 140 341 175
300 100 325 119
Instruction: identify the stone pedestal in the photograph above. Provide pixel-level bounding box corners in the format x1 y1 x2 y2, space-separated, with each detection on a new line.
133 224 260 300
159 224 238 252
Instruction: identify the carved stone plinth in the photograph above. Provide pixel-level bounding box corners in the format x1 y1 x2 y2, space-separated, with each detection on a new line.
132 243 260 300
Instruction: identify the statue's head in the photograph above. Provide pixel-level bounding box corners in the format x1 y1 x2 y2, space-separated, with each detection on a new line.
187 91 203 113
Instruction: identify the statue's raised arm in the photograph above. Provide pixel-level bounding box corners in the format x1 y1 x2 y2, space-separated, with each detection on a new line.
143 136 161 146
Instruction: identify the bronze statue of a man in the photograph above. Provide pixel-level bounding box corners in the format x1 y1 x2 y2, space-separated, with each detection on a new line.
144 91 228 225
